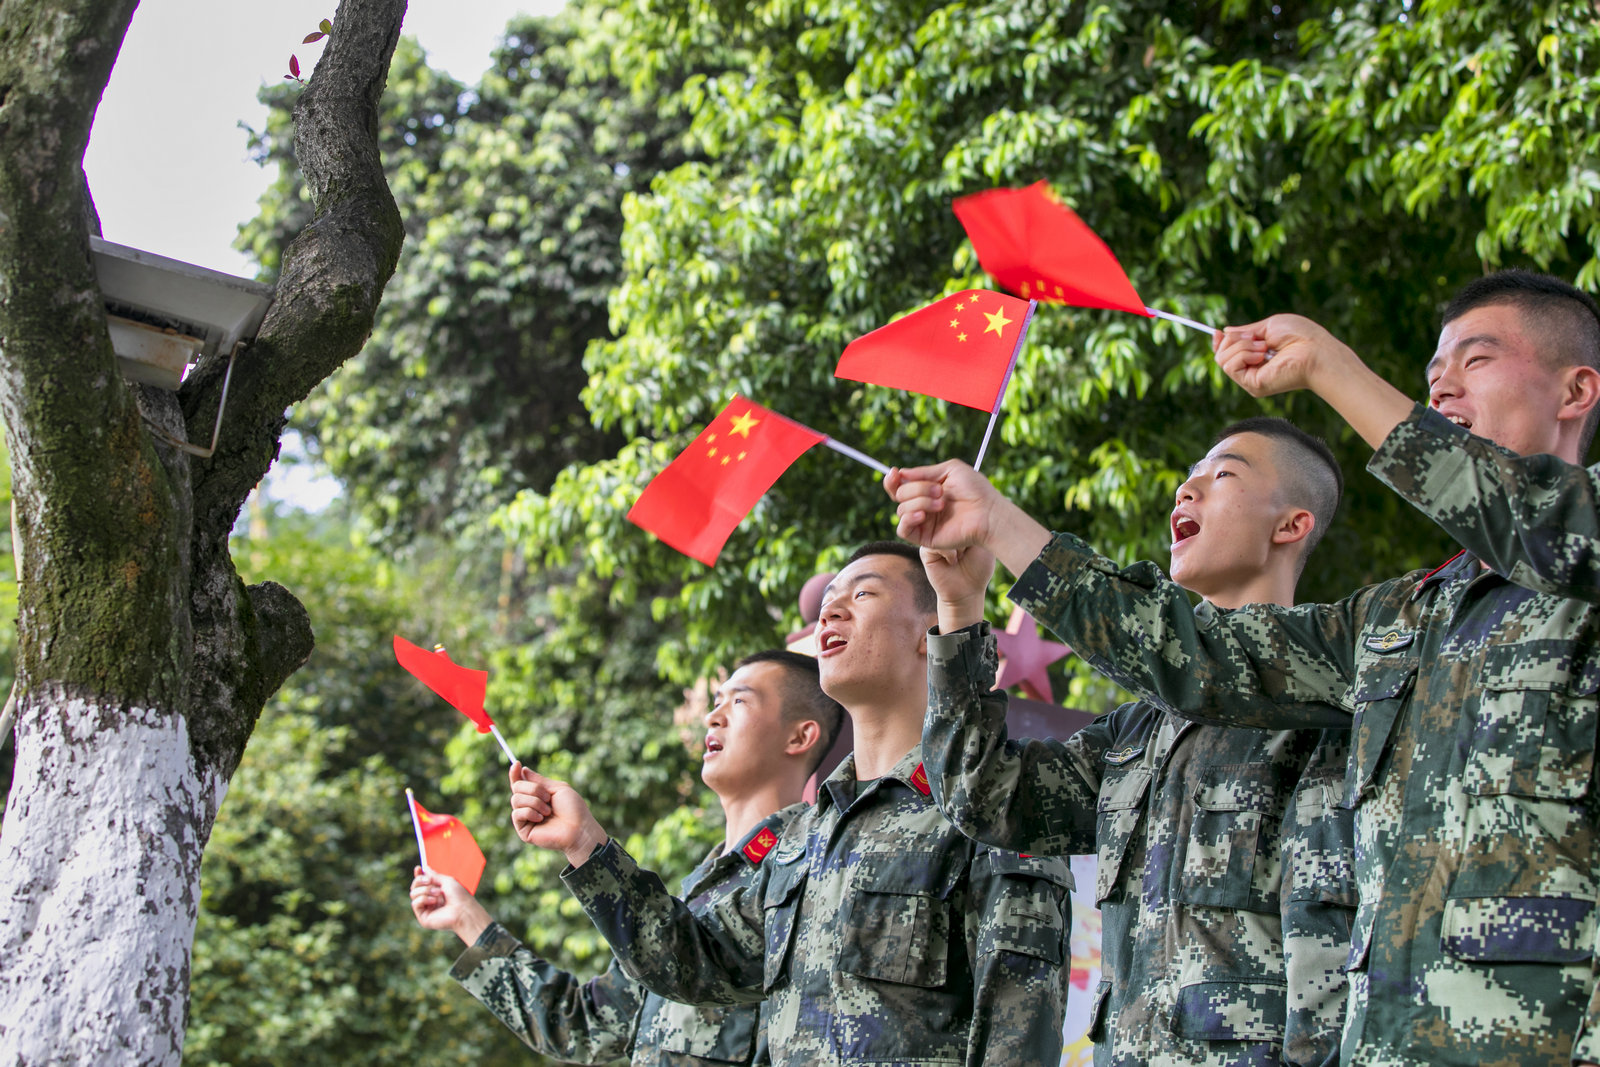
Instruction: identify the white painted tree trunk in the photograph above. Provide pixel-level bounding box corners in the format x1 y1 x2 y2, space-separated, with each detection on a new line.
0 693 225 1066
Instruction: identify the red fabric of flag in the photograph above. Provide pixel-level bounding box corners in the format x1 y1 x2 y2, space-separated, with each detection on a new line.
627 395 826 566
393 635 493 733
414 801 487 894
952 182 1149 316
835 290 1032 411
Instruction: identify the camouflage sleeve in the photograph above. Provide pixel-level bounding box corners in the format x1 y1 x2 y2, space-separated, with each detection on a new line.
1368 403 1600 602
1008 532 1357 731
924 622 1103 856
562 839 767 1008
964 849 1074 1066
449 921 643 1063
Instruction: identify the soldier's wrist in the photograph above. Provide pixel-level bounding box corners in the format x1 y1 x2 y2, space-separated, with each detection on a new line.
563 822 609 869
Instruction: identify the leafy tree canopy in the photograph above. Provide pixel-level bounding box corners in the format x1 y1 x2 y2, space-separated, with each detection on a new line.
505 0 1598 692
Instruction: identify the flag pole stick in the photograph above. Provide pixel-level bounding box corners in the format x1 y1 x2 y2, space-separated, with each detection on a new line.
974 300 1037 473
405 788 430 873
1143 306 1217 336
488 723 519 766
824 437 891 476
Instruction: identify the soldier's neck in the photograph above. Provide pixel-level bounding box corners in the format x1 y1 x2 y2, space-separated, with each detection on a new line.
844 701 923 780
1201 569 1297 610
719 782 801 854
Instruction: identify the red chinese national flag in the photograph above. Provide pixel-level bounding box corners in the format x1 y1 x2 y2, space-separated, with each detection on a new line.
835 290 1031 411
952 182 1149 316
627 395 827 566
393 635 493 733
414 801 487 895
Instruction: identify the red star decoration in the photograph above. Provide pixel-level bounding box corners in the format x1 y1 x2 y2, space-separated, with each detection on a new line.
994 605 1071 703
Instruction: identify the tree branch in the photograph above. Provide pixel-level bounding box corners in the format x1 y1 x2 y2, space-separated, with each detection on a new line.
184 0 409 539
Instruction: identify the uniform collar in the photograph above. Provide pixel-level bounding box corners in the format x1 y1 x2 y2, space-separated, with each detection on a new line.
681 802 806 893
818 744 930 816
734 803 805 866
1411 548 1475 600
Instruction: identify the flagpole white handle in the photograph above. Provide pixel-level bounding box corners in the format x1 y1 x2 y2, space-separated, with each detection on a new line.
489 723 518 766
824 437 892 475
405 788 430 873
1143 307 1218 336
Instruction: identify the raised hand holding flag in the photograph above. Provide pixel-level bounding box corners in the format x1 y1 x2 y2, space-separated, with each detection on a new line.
952 182 1217 336
393 635 518 764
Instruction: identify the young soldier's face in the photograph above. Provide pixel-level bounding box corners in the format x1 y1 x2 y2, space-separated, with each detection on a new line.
1427 303 1573 459
1169 432 1298 599
702 660 792 796
814 554 929 706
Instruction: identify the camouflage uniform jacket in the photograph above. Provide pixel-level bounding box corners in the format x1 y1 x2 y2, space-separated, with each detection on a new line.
1004 404 1600 1066
562 744 1074 1066
925 622 1355 1067
451 805 804 1065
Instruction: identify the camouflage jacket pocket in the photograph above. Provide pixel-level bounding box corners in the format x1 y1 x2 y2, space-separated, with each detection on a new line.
645 999 760 1063
761 860 808 993
1343 653 1418 809
1178 764 1283 913
837 850 960 988
1440 895 1595 964
977 852 1073 966
1465 645 1599 801
1095 767 1152 904
1170 978 1287 1041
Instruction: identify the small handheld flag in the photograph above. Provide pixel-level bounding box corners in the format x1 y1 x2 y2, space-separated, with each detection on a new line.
952 183 1217 336
627 395 828 566
406 788 486 895
836 290 1035 412
393 636 518 764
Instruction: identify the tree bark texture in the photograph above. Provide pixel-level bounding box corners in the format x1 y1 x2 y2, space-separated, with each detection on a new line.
0 0 408 1062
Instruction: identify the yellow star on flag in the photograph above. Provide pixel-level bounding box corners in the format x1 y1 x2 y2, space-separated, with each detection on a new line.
983 306 1014 338
729 411 761 438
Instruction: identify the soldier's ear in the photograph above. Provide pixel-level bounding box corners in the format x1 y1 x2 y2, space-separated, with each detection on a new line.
786 718 822 758
1560 364 1600 425
1272 508 1315 548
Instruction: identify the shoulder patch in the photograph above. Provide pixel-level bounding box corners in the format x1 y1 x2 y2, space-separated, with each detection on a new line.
1363 629 1416 654
910 762 932 796
1103 744 1145 766
741 825 779 865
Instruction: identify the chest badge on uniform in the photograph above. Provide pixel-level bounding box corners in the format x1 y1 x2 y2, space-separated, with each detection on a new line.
741 826 779 865
1363 630 1415 654
772 836 806 864
1103 745 1145 766
910 763 932 797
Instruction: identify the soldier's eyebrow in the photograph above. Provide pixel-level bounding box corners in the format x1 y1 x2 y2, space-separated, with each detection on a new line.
715 682 756 702
1187 452 1252 477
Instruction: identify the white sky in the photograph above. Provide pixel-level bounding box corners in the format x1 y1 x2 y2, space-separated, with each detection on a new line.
85 0 564 278
85 0 564 510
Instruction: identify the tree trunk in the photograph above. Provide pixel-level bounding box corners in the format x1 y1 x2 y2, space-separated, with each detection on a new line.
0 0 409 1061
0 691 221 1065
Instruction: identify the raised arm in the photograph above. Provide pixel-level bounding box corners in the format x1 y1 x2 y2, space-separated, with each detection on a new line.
924 622 1100 857
1368 405 1600 602
1008 533 1357 732
507 763 768 1007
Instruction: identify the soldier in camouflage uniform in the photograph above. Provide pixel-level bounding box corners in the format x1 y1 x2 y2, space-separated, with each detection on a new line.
508 543 1073 1067
889 270 1600 1066
408 649 844 1065
904 416 1356 1066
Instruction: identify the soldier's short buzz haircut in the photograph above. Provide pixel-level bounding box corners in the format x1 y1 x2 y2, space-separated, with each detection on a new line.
1213 416 1343 578
733 649 846 778
1442 269 1600 457
843 541 937 616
